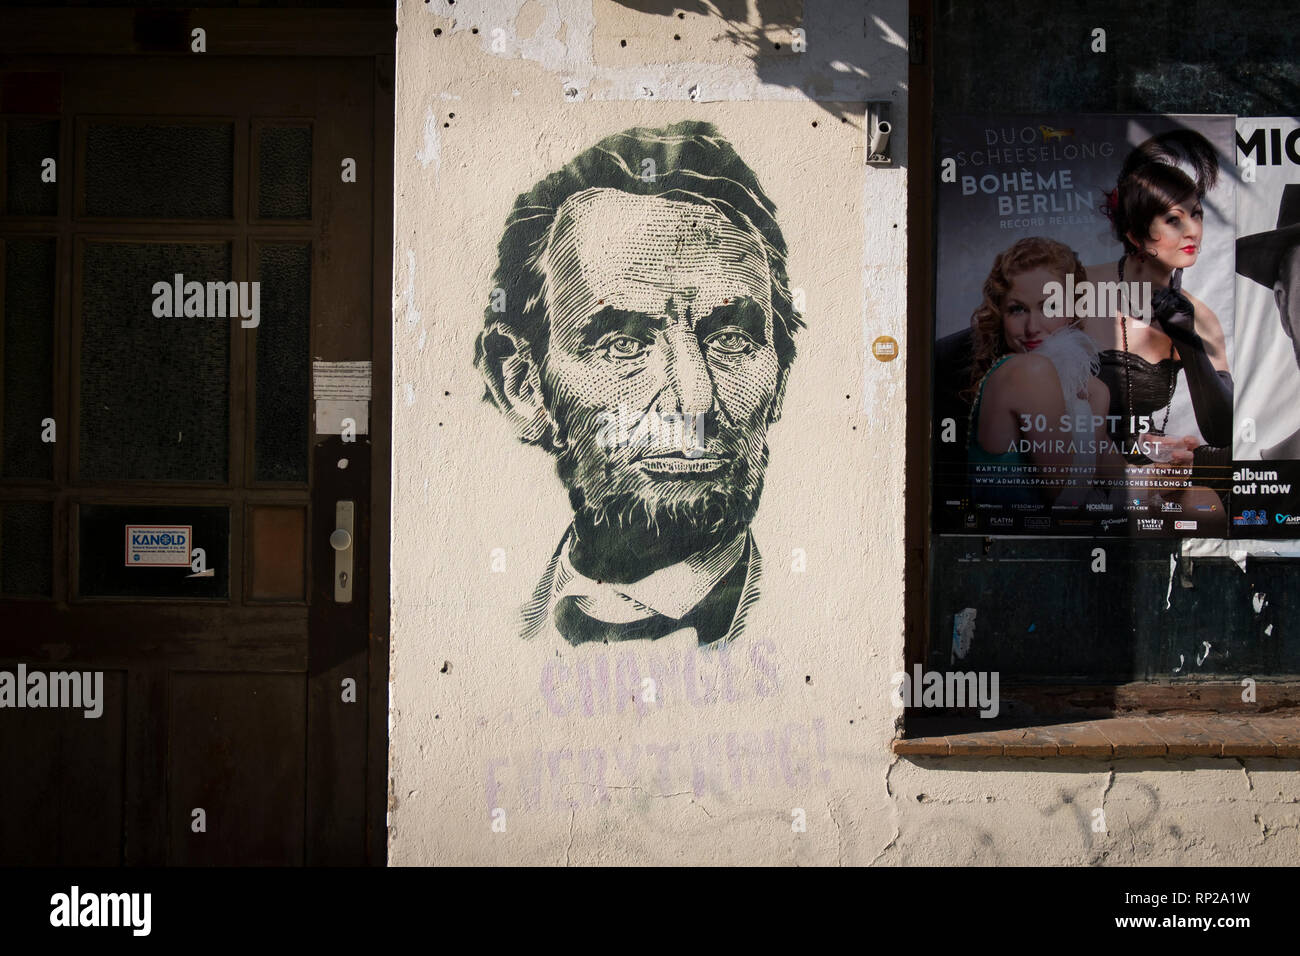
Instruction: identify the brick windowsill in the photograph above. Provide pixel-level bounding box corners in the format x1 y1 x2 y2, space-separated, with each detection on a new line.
894 713 1300 758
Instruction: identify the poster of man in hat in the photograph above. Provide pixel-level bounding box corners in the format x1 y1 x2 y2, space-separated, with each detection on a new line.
1230 117 1300 537
1235 118 1300 464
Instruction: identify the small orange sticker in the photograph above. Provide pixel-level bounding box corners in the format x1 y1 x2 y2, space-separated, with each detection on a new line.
872 335 899 362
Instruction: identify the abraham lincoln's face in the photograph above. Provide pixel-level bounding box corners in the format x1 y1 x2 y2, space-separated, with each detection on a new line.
538 188 785 540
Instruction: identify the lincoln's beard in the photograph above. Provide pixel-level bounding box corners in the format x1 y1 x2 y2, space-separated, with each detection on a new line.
551 401 770 546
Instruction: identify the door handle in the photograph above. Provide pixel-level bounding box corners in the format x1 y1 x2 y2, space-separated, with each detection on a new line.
332 500 354 603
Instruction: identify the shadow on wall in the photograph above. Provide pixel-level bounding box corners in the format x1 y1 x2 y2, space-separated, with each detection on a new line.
607 0 907 129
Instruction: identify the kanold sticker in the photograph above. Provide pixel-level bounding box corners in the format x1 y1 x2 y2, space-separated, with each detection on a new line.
125 525 192 567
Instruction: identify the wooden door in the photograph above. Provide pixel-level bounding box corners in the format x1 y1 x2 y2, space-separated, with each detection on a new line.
0 32 390 865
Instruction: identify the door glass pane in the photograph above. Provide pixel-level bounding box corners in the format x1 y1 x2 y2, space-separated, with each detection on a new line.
78 503 228 599
79 241 230 482
5 119 59 216
0 502 52 597
254 243 310 482
4 238 55 480
257 125 312 220
248 505 305 601
83 122 233 219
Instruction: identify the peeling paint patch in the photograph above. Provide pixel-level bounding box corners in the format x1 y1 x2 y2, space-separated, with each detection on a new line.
405 383 416 406
1181 536 1300 568
1164 554 1176 610
515 0 545 40
1253 592 1267 614
404 248 422 330
416 106 441 174
951 608 976 662
507 0 592 74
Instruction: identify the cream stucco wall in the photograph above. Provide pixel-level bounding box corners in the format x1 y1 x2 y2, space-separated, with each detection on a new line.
388 0 1300 865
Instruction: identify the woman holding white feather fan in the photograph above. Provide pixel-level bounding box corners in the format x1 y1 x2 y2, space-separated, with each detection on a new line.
964 237 1135 511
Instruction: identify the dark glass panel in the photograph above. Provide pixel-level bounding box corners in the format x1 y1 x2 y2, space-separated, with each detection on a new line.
4 238 55 479
79 241 230 482
84 122 233 219
5 120 59 216
257 125 312 220
0 501 53 597
254 243 309 482
78 504 228 599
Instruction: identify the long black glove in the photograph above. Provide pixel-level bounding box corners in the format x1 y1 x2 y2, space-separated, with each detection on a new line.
1150 276 1233 447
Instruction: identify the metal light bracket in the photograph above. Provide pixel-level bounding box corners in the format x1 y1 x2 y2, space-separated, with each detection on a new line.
866 101 893 165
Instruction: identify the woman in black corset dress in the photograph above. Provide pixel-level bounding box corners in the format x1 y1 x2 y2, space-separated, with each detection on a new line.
1082 130 1233 472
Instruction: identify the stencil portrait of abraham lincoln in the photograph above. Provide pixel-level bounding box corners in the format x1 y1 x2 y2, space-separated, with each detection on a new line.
475 120 802 646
